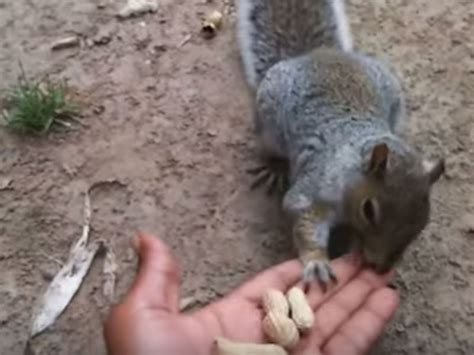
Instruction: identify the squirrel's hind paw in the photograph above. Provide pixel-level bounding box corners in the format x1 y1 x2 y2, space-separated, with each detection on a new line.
303 260 337 290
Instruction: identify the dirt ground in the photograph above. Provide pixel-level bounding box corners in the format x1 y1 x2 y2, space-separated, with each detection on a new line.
0 0 473 354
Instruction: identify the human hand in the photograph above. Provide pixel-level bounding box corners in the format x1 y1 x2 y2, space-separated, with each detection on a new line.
104 233 399 355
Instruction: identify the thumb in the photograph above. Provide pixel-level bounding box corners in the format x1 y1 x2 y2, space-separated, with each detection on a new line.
127 232 180 313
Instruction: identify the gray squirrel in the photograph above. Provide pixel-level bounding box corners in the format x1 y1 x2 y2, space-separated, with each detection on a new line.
237 0 445 287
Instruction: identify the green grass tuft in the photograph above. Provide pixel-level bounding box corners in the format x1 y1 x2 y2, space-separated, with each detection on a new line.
2 69 79 135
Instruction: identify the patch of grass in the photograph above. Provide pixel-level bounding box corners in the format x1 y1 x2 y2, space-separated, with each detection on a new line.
1 69 79 135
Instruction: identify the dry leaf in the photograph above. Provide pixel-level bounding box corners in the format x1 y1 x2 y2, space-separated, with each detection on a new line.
30 192 101 337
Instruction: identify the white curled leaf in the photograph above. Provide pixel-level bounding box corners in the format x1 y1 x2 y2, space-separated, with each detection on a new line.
31 242 101 336
30 192 101 337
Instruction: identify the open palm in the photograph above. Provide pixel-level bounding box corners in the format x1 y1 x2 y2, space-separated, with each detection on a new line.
104 234 399 355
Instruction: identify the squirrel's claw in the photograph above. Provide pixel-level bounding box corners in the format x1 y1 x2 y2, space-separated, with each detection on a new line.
303 260 337 290
246 165 268 176
247 162 289 195
248 166 272 190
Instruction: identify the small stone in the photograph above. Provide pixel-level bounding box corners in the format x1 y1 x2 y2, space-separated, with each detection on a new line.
94 36 111 45
117 0 158 19
62 164 77 177
448 258 462 268
453 271 469 289
148 43 167 56
451 37 463 46
41 269 55 282
51 36 80 51
465 304 474 316
395 323 406 333
85 38 95 48
207 129 218 137
93 105 105 115
433 66 447 74
402 314 415 328
0 178 12 190
134 26 150 48
93 25 116 45
458 213 474 233
153 44 167 53
467 264 474 274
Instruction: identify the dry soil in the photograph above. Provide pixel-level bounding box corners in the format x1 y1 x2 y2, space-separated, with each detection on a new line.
0 0 473 354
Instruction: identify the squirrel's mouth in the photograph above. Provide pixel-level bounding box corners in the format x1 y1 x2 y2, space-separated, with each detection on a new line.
360 249 393 274
366 262 391 274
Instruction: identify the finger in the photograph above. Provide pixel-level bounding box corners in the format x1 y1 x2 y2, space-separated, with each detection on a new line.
231 260 302 303
308 268 393 346
323 287 400 355
299 253 363 311
294 269 392 353
127 232 180 313
233 252 362 305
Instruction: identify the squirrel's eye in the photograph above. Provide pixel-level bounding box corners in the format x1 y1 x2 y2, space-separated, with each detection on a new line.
361 198 379 226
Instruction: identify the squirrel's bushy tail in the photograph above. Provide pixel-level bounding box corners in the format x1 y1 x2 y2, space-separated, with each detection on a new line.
237 0 353 88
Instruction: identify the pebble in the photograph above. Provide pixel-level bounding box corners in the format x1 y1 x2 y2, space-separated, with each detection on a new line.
93 25 115 45
117 0 158 19
458 213 474 233
207 129 218 137
134 26 150 47
0 178 12 190
51 36 80 51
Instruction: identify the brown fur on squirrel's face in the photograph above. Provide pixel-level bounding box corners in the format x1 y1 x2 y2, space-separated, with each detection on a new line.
347 143 445 273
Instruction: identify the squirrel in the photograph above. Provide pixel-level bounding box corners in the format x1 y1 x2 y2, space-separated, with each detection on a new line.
236 0 445 287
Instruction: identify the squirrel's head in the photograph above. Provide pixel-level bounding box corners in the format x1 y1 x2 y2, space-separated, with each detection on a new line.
347 142 445 273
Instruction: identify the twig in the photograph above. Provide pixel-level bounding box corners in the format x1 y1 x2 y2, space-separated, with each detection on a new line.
177 34 192 48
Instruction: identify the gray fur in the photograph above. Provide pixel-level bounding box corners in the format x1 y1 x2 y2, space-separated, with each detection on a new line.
237 0 353 88
256 49 405 188
237 0 443 282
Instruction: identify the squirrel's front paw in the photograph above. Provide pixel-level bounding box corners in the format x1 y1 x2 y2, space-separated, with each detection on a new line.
303 260 337 288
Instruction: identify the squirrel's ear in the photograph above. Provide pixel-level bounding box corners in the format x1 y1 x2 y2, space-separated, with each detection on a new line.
360 197 381 226
423 158 445 185
367 143 389 178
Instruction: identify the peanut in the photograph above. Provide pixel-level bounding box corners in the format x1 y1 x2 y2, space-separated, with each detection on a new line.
215 337 288 355
262 289 289 316
262 311 300 349
287 287 314 331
